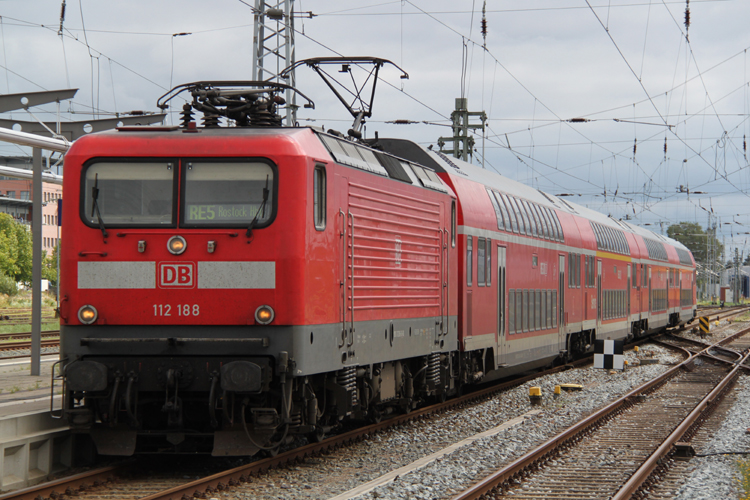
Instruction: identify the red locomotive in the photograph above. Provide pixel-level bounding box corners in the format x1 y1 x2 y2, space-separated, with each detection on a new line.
57 78 695 457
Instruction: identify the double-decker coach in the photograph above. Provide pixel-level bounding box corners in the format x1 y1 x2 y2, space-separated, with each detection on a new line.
369 138 696 383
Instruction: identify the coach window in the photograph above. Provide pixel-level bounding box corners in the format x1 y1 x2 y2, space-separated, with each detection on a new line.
552 210 564 242
487 189 504 230
509 290 516 333
467 236 473 287
530 202 544 239
568 254 574 287
523 290 529 332
493 192 512 232
486 238 492 286
531 203 546 239
520 199 538 237
82 160 176 227
533 204 550 240
477 238 486 286
451 200 456 247
516 290 523 333
508 197 527 235
499 193 518 233
546 290 552 328
313 165 326 230
182 160 275 228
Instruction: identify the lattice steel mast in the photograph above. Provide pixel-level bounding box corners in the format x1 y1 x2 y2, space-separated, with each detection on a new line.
252 0 297 126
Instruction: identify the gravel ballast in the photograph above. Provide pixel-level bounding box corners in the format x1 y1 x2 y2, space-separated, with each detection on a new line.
215 344 686 500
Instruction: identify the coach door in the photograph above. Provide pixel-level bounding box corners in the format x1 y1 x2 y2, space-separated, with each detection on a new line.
596 260 602 331
558 255 566 349
627 264 631 318
497 246 507 364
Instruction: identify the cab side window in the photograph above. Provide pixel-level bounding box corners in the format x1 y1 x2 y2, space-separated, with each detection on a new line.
313 165 326 230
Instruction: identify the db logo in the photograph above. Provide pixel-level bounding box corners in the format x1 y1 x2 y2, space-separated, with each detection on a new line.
158 262 195 288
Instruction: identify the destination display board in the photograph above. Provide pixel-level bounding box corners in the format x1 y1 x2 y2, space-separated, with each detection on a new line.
185 203 262 222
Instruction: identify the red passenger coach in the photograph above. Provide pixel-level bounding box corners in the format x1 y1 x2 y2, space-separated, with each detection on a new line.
58 82 458 456
370 138 696 382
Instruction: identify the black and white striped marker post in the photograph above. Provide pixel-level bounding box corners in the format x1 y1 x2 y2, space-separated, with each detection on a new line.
593 339 624 370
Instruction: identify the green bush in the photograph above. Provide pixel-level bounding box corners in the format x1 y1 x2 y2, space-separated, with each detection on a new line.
0 273 18 296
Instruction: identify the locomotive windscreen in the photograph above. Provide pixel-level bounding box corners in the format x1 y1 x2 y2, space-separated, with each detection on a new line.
83 161 175 226
182 161 275 227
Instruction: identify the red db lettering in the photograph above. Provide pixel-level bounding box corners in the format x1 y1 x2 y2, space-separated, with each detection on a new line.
162 266 176 284
158 262 195 288
178 266 191 284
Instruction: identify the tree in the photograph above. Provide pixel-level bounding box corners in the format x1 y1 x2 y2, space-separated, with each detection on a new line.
43 243 58 285
0 213 32 283
666 222 723 265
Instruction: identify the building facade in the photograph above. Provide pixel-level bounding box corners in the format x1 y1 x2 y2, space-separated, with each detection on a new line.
0 177 61 256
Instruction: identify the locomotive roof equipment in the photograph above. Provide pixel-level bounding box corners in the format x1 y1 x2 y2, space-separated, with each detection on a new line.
156 81 315 128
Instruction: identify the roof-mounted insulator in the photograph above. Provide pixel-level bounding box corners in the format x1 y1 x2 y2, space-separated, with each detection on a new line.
202 113 220 128
664 137 667 155
180 103 194 128
684 0 690 34
633 138 637 156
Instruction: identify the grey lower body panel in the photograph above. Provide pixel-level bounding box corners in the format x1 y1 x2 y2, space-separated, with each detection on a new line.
61 315 458 377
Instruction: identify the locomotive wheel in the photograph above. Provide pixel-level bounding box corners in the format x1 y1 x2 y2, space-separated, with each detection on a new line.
307 426 326 443
368 408 382 424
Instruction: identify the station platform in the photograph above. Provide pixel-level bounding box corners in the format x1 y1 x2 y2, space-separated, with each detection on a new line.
0 354 60 418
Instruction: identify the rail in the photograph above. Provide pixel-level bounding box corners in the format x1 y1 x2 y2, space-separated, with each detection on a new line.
450 324 750 500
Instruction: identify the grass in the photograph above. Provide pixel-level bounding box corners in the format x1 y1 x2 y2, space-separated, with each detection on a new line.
737 457 750 499
0 290 58 309
0 323 59 336
0 290 59 334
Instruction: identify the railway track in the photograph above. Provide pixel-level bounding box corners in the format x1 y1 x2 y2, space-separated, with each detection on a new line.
2 310 746 500
0 308 57 327
0 330 60 359
0 330 60 343
450 325 750 500
0 351 602 500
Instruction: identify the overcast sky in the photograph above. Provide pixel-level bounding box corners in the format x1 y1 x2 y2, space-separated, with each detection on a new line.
1 0 749 260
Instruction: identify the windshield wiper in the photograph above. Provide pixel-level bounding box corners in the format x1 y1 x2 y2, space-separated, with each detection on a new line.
91 173 109 238
246 175 270 238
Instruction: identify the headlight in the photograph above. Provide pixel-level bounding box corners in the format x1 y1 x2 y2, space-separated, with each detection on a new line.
255 305 275 325
167 235 187 255
78 305 98 324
